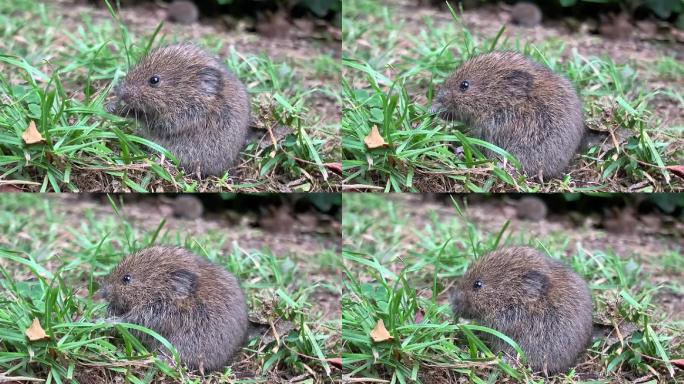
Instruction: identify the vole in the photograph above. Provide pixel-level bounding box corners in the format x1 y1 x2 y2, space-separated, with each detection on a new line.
99 246 249 372
107 43 251 177
172 195 204 219
516 196 547 221
510 2 542 27
451 246 593 375
167 0 199 25
431 51 585 179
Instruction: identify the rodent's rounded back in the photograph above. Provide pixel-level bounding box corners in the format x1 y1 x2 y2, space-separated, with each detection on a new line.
432 51 584 178
115 44 222 116
511 2 542 27
437 51 575 121
101 246 249 372
516 196 547 221
168 0 199 24
103 245 245 315
109 43 251 175
451 246 593 374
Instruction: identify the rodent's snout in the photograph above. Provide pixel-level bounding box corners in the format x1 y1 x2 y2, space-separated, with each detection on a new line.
429 89 447 115
93 283 109 301
450 289 464 316
113 85 131 104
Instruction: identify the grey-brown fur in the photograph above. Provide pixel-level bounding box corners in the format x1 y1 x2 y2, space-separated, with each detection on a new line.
172 195 204 219
511 2 542 27
451 246 593 375
167 0 199 24
431 51 584 179
516 196 547 221
99 246 249 372
108 43 250 176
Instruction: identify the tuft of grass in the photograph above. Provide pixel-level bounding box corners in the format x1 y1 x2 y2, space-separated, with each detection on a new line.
341 193 683 382
0 194 340 382
0 0 341 192
341 0 683 192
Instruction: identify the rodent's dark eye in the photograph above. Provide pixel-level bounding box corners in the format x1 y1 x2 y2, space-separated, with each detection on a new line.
473 279 483 291
121 274 132 284
148 75 160 86
460 80 469 92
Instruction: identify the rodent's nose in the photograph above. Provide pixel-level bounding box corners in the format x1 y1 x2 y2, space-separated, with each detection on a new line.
429 90 445 115
450 290 463 314
114 85 130 103
94 284 109 301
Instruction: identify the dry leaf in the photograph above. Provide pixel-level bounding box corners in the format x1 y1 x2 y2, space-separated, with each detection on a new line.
364 125 388 149
0 184 23 192
325 357 342 369
25 318 49 341
414 309 425 324
22 121 45 144
370 319 393 342
672 359 684 369
324 162 342 175
666 165 684 179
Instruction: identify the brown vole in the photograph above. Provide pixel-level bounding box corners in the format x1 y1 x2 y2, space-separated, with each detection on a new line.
99 246 249 372
431 51 584 179
167 0 199 25
516 196 547 221
510 2 542 27
172 195 204 219
451 246 592 375
108 43 251 176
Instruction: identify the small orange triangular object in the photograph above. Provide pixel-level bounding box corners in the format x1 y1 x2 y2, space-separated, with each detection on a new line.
370 319 393 342
364 125 388 149
22 121 45 144
25 318 49 341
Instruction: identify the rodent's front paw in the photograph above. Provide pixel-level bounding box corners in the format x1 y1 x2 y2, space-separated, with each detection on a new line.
105 100 122 115
103 316 122 324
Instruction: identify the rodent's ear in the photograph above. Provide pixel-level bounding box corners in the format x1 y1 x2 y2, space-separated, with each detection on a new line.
195 66 223 95
170 269 198 298
503 70 533 96
521 270 549 299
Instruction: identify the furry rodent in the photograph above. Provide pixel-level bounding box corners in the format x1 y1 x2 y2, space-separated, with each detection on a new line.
510 2 542 27
431 51 584 179
516 196 547 221
451 246 592 375
172 195 204 219
107 43 250 176
99 246 249 372
167 0 199 24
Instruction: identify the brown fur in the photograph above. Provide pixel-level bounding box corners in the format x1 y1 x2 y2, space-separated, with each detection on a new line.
172 195 204 219
167 1 199 24
516 196 547 221
108 43 251 176
451 246 593 375
511 2 542 27
100 246 249 372
431 51 584 179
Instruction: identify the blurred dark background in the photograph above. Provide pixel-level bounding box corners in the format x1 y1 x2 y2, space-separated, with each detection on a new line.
423 0 683 28
426 193 684 236
84 0 342 28
104 193 342 234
